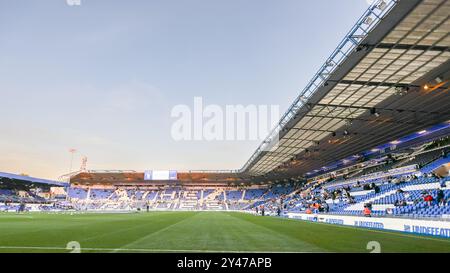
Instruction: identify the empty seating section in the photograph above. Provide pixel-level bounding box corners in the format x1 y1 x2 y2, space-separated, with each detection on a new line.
244 189 265 200
397 149 446 168
68 188 88 199
216 191 225 201
226 190 242 201
360 161 397 176
421 155 450 173
146 191 158 200
64 187 271 211
90 189 113 200
134 191 144 200
202 189 214 199
0 189 16 201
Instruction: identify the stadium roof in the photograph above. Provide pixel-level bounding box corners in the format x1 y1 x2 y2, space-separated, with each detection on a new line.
0 172 67 187
240 0 450 180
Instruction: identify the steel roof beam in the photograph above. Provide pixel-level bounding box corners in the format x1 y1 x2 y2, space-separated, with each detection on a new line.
309 103 443 116
364 43 450 52
334 79 413 88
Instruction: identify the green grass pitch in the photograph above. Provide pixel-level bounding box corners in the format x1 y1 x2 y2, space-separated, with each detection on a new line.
0 211 448 253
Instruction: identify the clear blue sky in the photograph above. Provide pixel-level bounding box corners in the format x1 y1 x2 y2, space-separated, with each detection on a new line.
0 0 369 179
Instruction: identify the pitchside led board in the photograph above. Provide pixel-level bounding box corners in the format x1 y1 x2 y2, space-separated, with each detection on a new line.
144 170 178 181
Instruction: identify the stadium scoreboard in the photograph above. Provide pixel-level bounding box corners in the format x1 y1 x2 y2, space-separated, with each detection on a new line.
144 170 178 181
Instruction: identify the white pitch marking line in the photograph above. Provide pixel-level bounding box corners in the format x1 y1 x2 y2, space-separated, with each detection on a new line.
0 246 310 253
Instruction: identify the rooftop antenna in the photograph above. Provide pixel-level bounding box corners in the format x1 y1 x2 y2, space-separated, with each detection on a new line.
69 148 77 173
80 156 88 171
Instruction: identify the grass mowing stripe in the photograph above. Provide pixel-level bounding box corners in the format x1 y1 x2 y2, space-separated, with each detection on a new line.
224 212 327 252
80 212 182 242
127 212 326 252
113 212 200 252
0 215 103 240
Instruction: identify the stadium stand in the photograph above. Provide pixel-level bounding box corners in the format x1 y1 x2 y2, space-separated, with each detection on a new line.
47 130 448 219
2 136 449 219
0 173 69 212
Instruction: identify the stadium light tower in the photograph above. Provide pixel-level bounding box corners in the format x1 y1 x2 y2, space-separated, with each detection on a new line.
69 148 77 173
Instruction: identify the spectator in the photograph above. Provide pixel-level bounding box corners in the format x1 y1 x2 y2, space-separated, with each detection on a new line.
314 202 320 212
394 200 400 207
437 189 445 207
374 185 380 194
423 192 434 206
363 206 372 217
404 192 410 200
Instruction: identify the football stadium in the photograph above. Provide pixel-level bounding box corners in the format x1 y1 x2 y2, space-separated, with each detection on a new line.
1 0 450 258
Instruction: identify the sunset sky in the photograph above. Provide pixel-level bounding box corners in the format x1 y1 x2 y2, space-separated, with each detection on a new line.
0 0 369 179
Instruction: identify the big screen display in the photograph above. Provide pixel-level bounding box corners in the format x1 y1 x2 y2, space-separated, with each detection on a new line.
144 170 177 180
